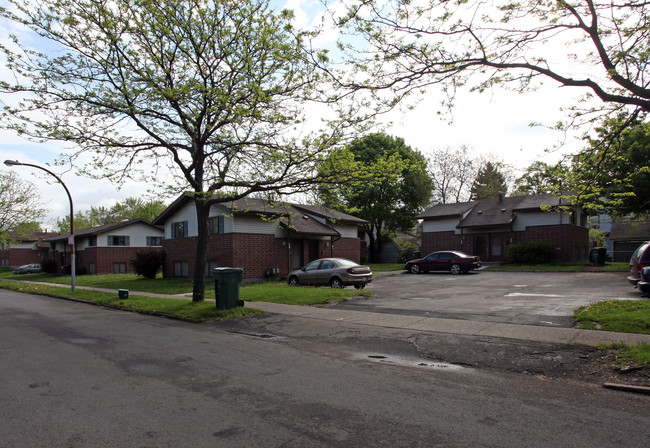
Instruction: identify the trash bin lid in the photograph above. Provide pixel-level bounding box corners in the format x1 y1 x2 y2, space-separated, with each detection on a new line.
212 267 243 273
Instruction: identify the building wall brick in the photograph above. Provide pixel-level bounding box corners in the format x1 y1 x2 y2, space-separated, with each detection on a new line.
0 248 47 267
421 224 589 262
50 247 161 274
162 234 364 279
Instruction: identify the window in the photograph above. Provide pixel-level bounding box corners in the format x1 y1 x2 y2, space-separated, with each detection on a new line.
89 263 95 275
320 260 335 269
173 261 189 277
146 236 163 247
209 216 225 235
172 221 188 239
113 262 127 274
107 235 130 246
205 260 219 278
87 235 97 247
305 260 321 271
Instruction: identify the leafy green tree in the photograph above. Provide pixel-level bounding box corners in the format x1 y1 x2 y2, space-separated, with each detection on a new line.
319 133 433 262
107 198 167 223
0 0 360 301
0 170 46 244
55 213 101 233
54 197 167 232
470 162 508 201
332 0 650 124
11 222 43 234
570 116 650 216
513 161 570 196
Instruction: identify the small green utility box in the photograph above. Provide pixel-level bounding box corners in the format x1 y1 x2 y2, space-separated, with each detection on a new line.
213 267 244 310
118 289 129 299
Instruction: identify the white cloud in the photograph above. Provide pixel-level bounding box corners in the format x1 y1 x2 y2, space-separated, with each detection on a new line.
0 0 604 230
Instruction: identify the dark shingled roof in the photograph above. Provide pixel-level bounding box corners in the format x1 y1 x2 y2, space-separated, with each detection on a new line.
609 220 650 242
44 219 161 242
6 231 62 249
153 194 367 238
416 202 477 219
418 194 572 229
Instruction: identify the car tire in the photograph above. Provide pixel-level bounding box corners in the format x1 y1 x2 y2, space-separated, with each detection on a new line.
287 276 299 287
450 264 461 275
409 264 421 274
330 278 343 289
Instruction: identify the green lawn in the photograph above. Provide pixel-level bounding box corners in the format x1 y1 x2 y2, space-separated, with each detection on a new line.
574 300 650 367
368 263 404 272
0 279 260 322
574 300 650 334
485 262 629 272
0 271 193 294
0 271 373 309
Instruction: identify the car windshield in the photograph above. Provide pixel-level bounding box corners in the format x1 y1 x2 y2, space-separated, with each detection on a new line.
452 252 471 257
320 260 335 269
632 242 650 259
335 259 358 267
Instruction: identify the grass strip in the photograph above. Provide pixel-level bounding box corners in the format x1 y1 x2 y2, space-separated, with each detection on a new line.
368 263 404 272
600 343 650 367
0 279 261 322
0 272 193 294
574 300 650 334
486 262 628 272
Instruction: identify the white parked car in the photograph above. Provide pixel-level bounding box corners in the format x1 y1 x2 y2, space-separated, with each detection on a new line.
14 263 42 274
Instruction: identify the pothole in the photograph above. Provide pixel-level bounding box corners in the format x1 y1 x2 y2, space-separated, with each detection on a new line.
226 330 283 339
353 353 468 372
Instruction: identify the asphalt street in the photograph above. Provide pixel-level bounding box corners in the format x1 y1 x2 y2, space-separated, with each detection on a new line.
339 270 638 327
2 284 650 448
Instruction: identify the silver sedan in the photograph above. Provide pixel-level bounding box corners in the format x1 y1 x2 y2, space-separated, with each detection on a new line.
287 258 372 289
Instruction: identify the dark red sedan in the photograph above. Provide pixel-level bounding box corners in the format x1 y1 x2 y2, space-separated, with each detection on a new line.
405 251 481 275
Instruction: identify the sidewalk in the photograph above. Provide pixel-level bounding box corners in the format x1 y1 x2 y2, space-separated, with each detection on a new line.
247 301 650 347
6 281 650 347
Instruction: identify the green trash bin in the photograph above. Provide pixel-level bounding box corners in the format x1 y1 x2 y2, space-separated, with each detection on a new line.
213 267 244 310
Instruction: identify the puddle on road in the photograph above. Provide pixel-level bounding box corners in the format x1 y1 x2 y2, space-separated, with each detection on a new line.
352 353 468 372
226 330 285 340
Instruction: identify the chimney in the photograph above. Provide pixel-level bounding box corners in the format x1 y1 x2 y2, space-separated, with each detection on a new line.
498 192 503 202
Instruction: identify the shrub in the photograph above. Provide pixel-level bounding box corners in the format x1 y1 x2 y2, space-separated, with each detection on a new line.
507 241 554 264
130 249 163 279
40 258 58 274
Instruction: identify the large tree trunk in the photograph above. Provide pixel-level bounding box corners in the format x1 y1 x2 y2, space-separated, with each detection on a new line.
367 223 383 263
192 199 210 302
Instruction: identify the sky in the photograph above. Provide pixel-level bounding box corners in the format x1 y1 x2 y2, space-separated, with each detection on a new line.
0 0 588 230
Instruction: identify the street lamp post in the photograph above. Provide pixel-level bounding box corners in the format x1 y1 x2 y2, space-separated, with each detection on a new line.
4 160 76 291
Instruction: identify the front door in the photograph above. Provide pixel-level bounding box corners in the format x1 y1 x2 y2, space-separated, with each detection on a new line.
475 235 488 261
292 240 304 269
308 240 319 263
490 234 502 261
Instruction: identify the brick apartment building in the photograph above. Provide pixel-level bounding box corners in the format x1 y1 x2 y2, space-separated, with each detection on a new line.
0 232 58 268
154 195 368 280
44 219 164 275
417 193 589 262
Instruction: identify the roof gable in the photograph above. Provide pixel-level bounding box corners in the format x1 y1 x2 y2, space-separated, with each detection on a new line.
419 194 573 228
417 202 477 219
44 219 162 242
153 193 368 227
609 219 650 241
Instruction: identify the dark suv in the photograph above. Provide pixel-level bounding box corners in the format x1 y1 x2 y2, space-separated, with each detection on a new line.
627 241 650 292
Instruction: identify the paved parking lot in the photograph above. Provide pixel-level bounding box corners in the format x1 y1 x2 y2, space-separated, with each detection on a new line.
333 270 640 327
